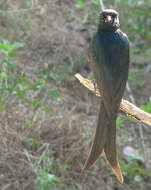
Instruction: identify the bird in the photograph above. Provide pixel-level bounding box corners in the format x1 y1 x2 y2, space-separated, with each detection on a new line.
82 9 129 183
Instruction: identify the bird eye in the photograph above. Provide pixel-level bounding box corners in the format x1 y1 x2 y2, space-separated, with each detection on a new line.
103 15 107 19
112 15 116 19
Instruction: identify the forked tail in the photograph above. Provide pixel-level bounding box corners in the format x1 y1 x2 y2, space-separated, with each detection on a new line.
82 102 123 183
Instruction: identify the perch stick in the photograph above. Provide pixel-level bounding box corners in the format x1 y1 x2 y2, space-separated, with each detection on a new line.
75 73 151 127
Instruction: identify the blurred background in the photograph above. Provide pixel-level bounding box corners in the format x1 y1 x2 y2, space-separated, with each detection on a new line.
0 0 151 189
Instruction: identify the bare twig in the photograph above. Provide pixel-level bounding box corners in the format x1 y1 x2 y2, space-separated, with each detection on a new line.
75 73 151 127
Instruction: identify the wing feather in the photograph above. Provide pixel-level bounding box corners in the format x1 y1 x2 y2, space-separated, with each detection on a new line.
88 31 129 117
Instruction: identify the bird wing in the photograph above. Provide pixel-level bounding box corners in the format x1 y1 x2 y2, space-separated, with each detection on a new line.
88 32 129 118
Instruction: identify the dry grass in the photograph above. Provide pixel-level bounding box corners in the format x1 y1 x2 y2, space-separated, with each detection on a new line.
0 0 151 190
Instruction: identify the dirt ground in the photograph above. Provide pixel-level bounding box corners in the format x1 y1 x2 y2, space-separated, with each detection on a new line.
0 1 151 190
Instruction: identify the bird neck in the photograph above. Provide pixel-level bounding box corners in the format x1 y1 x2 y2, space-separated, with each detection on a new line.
98 24 119 34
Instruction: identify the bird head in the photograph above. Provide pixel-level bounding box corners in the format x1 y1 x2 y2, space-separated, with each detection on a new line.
98 9 120 32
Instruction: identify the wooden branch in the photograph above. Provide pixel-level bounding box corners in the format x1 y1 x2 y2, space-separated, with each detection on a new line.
75 73 151 127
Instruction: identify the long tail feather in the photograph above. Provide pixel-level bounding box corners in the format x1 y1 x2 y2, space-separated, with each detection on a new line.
82 102 108 171
104 120 123 183
82 102 123 183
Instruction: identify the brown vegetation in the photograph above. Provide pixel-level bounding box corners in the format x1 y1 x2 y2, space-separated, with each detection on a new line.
0 1 151 190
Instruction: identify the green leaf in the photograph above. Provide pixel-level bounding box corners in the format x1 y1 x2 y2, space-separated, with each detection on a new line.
76 0 85 8
0 105 5 111
133 9 143 18
14 89 26 98
7 85 16 92
37 169 60 183
116 119 123 127
17 77 29 84
125 115 135 121
26 85 38 90
49 90 61 102
25 1 32 8
8 51 18 57
37 78 46 86
29 99 43 108
63 164 70 170
43 107 53 116
28 139 38 149
0 97 6 104
0 42 14 51
69 188 74 190
141 103 151 114
25 121 32 128
49 72 59 80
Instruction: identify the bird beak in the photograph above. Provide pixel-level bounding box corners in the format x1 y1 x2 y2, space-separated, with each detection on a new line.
114 17 120 26
106 15 112 22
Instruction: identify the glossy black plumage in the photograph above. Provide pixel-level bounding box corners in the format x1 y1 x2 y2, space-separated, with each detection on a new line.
82 9 129 183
